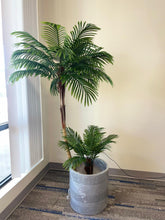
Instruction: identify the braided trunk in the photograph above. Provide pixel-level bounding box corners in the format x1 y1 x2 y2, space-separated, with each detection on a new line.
59 67 71 159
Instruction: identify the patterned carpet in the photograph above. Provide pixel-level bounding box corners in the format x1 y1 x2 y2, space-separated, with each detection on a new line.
8 169 165 220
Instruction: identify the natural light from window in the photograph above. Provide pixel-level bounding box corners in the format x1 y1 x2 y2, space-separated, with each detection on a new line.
0 1 11 186
0 12 8 124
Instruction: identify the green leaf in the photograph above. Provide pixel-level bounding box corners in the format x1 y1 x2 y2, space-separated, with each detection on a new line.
9 69 46 83
50 77 59 95
42 22 67 49
70 21 100 41
12 31 49 53
59 125 118 169
63 157 86 170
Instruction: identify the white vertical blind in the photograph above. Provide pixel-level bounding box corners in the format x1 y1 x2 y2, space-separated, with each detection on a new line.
0 0 8 124
2 0 25 178
1 0 43 178
22 0 43 168
0 0 11 183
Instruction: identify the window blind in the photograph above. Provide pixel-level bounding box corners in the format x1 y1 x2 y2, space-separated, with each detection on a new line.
1 0 43 178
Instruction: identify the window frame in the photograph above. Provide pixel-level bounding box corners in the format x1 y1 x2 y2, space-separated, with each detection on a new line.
0 123 9 131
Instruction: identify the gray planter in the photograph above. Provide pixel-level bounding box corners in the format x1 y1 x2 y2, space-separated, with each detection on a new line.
69 159 108 215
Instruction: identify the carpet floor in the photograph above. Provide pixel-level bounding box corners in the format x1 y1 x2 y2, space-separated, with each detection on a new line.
8 169 165 220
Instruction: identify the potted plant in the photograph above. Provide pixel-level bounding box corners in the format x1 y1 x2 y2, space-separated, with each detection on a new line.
9 21 114 160
59 125 118 215
9 21 116 215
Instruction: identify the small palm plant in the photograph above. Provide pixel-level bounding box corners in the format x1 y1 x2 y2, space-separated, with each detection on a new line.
9 21 114 159
59 125 118 174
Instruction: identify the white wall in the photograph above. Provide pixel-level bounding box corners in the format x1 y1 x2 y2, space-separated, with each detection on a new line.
38 0 165 173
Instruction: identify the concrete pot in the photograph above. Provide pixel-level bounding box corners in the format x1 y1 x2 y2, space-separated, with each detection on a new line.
69 158 108 215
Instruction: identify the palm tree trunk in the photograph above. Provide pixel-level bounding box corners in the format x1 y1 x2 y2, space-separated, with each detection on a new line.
59 81 72 159
85 158 93 174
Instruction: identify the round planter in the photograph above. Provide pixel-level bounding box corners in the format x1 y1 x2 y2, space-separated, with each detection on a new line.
69 158 108 215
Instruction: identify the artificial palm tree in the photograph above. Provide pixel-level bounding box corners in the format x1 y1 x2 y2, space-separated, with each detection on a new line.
59 125 118 174
9 21 114 159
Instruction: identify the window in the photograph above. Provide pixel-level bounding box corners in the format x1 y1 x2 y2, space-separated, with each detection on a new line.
0 1 11 187
0 0 43 184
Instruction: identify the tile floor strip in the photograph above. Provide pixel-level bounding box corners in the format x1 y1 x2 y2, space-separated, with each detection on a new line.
109 178 153 186
36 184 115 199
114 203 135 208
36 184 68 192
114 204 165 212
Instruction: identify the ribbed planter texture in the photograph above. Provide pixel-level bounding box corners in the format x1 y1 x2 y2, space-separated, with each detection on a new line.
69 159 108 215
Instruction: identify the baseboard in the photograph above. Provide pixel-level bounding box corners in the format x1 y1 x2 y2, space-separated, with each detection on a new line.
48 162 165 181
1 162 165 219
109 168 165 180
48 162 64 171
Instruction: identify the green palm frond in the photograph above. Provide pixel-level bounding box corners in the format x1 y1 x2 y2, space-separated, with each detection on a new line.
50 77 60 95
65 38 91 56
12 59 52 73
12 46 54 66
9 69 47 83
90 134 118 158
63 156 86 170
59 127 86 157
67 59 113 86
52 46 74 61
42 22 67 49
73 44 113 82
85 47 113 68
63 74 98 106
10 31 60 83
59 140 73 152
66 127 83 149
83 126 105 145
83 126 118 160
91 68 113 85
65 22 100 57
70 21 100 41
62 38 114 99
59 125 118 169
12 31 50 53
